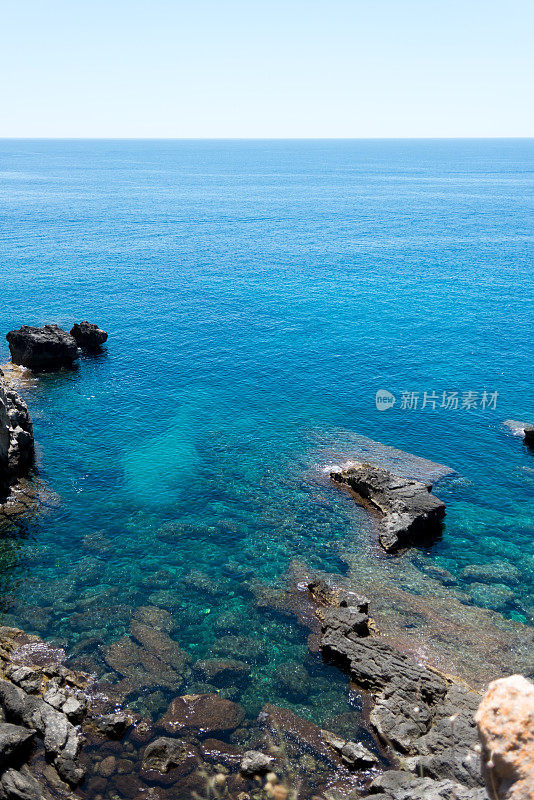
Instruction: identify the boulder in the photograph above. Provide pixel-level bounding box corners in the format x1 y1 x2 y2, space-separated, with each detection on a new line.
330 463 445 552
0 723 34 766
141 737 195 776
475 674 534 800
158 693 245 735
70 321 108 350
6 325 79 371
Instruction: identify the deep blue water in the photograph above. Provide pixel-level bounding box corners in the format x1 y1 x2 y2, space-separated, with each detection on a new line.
0 139 533 723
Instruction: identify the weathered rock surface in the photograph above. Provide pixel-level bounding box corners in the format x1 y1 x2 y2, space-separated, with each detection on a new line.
330 463 445 551
159 693 245 735
316 585 484 789
367 770 487 799
70 321 108 350
0 372 34 502
475 674 534 800
6 326 79 371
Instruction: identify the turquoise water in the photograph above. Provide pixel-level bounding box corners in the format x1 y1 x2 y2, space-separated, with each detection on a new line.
0 139 533 724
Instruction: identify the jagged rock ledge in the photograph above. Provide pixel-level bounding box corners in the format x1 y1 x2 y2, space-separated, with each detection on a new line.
330 463 446 551
307 575 534 800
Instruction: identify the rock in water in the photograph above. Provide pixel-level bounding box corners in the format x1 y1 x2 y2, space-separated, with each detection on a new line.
6 325 79 370
524 425 534 449
70 321 108 350
475 674 534 800
0 371 34 500
330 462 445 552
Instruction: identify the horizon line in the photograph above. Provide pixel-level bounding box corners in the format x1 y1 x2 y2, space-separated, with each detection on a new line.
0 136 533 142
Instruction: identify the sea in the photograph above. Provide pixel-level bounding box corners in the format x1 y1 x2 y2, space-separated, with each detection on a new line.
0 138 532 730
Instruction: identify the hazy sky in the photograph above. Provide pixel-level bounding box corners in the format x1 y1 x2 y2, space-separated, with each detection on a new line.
1 0 533 137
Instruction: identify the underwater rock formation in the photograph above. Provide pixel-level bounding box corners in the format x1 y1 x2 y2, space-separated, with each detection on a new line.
6 325 79 370
0 370 34 502
330 463 445 551
475 674 534 800
70 321 108 350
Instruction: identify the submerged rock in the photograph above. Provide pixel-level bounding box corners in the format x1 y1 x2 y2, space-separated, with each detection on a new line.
159 693 245 735
70 321 108 350
273 660 311 701
6 325 79 371
330 463 445 552
141 737 196 777
475 674 534 800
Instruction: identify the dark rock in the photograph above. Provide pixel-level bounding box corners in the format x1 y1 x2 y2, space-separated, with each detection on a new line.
6 325 79 371
523 425 534 449
330 463 445 552
194 659 250 687
158 693 245 735
141 737 196 776
240 750 274 775
322 606 370 638
0 373 34 501
0 723 34 767
69 321 108 350
272 661 311 701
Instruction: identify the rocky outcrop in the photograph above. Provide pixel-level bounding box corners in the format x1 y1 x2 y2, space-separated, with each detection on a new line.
314 582 484 791
6 325 79 371
475 675 534 800
0 371 34 502
70 321 108 350
330 463 445 551
0 626 93 798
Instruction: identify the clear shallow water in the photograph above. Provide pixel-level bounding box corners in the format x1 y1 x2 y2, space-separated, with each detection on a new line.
0 139 533 725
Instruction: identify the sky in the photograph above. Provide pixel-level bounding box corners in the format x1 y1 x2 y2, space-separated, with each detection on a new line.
1 0 533 138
